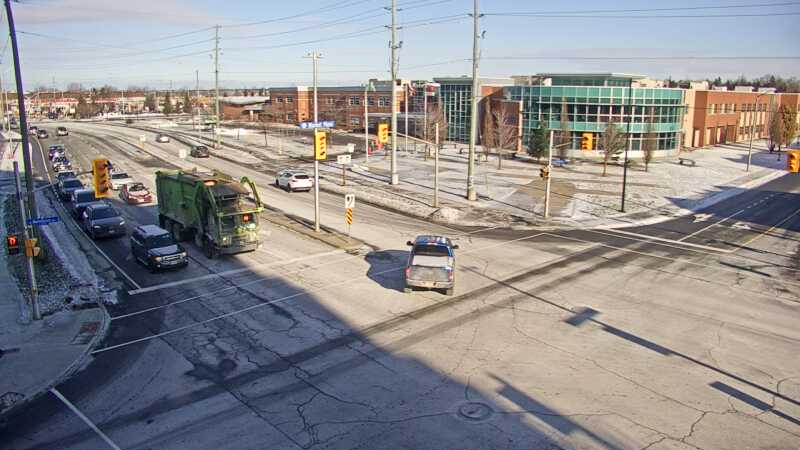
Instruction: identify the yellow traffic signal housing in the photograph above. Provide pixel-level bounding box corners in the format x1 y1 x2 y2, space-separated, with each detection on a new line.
314 129 327 160
377 123 389 144
539 167 549 178
92 158 112 198
788 150 800 173
6 234 20 255
24 238 40 257
581 132 594 150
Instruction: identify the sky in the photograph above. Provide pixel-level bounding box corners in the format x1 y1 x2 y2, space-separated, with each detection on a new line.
1 0 798 91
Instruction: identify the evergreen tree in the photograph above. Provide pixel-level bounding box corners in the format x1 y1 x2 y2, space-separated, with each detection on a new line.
163 91 174 115
183 91 193 114
527 118 549 162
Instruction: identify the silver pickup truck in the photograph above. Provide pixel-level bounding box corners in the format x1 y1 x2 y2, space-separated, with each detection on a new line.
404 235 458 296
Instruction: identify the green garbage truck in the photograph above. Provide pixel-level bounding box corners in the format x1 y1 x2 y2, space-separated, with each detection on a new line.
155 169 264 258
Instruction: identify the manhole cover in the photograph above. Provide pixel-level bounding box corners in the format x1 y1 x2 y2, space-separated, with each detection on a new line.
457 402 493 421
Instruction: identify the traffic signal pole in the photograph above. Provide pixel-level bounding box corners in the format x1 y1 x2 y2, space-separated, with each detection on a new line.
305 51 322 233
544 130 553 219
13 162 40 320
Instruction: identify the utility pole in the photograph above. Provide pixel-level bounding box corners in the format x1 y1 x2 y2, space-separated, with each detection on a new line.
195 69 200 130
305 51 322 233
389 0 399 185
0 73 5 132
434 123 440 208
620 77 633 213
544 130 554 218
13 162 39 320
5 0 38 237
746 92 765 172
404 83 409 152
214 24 221 150
364 81 372 164
466 0 480 201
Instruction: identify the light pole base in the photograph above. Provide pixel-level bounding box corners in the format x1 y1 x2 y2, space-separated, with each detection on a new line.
467 187 477 201
390 174 399 185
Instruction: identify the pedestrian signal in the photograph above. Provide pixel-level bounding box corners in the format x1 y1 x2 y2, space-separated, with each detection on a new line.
6 234 20 255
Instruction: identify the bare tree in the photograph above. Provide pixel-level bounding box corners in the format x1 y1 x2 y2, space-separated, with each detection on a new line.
494 107 517 170
642 107 657 172
66 82 82 92
780 104 798 149
425 104 449 144
600 118 627 176
482 102 497 164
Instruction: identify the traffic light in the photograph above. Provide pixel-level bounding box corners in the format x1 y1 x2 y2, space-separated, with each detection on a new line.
581 133 594 150
539 167 550 179
6 234 20 255
24 238 40 257
377 123 389 144
314 129 327 160
92 157 111 198
788 150 800 173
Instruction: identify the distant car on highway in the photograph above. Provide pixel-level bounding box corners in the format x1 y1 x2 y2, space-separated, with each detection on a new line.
120 182 152 204
56 126 68 136
57 178 84 201
404 235 458 296
110 171 134 190
36 129 48 139
70 189 98 218
190 145 209 158
275 168 313 192
130 224 188 272
155 134 170 143
81 203 126 240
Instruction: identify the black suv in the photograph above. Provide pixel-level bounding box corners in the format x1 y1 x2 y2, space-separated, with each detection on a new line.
130 224 188 272
190 145 209 158
82 203 126 239
70 188 98 218
57 178 84 201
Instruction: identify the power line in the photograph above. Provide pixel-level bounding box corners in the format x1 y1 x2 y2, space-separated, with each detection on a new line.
483 1 800 16
484 12 800 19
222 0 373 29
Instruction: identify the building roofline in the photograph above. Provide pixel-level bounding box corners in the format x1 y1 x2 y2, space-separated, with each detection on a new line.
534 73 648 79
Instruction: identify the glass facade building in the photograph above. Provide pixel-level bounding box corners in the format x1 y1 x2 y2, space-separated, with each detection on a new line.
436 78 473 143
507 74 686 152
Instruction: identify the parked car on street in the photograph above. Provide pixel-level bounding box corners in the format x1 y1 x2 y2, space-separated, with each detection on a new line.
404 235 458 296
57 178 84 201
56 126 68 136
70 189 98 218
130 224 188 272
81 203 126 239
120 182 152 204
275 168 313 192
190 145 209 158
155 134 170 143
110 171 134 190
36 129 48 139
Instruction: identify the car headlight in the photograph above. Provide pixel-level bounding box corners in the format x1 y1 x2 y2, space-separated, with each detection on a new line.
154 256 163 262
92 225 101 229
119 220 126 225
179 252 187 258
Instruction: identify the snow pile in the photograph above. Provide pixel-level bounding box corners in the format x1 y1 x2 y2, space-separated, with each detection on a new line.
429 207 462 223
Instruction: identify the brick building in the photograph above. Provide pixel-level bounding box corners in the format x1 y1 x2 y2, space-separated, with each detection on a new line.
688 89 775 147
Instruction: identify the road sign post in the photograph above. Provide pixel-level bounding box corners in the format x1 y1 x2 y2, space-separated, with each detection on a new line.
337 154 351 186
344 194 355 236
313 129 328 233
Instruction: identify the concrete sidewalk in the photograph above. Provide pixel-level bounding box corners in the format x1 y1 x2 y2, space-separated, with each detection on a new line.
0 137 107 418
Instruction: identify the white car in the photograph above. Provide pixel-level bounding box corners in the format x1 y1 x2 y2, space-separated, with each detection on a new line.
275 169 313 192
110 171 134 190
155 134 170 143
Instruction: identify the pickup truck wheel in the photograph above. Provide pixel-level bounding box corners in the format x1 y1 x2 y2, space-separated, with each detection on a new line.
444 288 454 296
403 287 412 294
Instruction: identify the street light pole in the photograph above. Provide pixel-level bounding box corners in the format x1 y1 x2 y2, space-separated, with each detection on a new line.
620 77 634 213
544 130 554 219
746 92 766 172
466 0 480 201
389 0 399 185
214 24 221 150
305 51 322 233
364 81 372 164
4 0 39 234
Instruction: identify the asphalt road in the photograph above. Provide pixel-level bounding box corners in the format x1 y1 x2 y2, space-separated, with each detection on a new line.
1 122 798 450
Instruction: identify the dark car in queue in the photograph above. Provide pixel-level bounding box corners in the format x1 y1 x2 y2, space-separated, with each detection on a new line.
81 203 126 240
57 178 84 201
70 188 98 218
55 170 76 182
48 144 65 158
130 224 188 272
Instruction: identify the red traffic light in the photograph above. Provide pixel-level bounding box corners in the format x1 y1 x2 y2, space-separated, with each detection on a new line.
6 234 20 255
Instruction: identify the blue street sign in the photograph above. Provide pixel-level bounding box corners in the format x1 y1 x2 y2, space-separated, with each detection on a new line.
299 121 336 129
26 216 60 226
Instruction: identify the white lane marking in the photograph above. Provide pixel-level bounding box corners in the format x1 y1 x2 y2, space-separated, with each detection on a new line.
733 207 800 253
127 248 345 295
678 208 746 242
35 138 142 289
600 229 730 253
731 221 751 230
50 388 123 450
93 232 546 353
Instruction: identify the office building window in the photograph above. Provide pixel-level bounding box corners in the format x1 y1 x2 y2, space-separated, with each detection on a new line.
349 96 361 106
350 117 360 126
277 97 284 103
326 98 335 105
286 97 293 103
